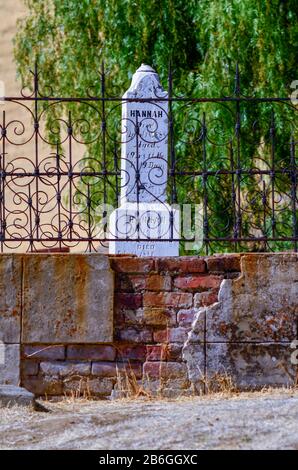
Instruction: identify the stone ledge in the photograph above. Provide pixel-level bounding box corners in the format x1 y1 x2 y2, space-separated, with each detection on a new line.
0 344 20 385
0 385 35 408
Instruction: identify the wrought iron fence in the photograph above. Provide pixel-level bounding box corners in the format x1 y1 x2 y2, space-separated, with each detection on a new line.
0 64 297 254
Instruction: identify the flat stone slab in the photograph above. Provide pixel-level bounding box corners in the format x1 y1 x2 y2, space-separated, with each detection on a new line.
0 385 34 408
184 341 296 392
206 342 296 390
0 344 20 385
0 255 22 343
22 254 114 343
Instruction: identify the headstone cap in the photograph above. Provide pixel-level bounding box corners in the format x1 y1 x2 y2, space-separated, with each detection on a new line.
135 64 157 74
124 63 166 99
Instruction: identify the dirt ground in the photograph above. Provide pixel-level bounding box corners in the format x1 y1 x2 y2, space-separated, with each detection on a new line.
0 389 298 450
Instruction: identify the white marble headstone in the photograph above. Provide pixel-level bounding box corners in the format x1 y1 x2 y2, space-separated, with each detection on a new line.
109 64 179 257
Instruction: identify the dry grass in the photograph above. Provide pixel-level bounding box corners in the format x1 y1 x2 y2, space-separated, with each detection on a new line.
55 369 297 404
204 371 238 395
62 376 93 402
113 326 187 400
115 364 152 399
31 324 297 403
112 325 173 400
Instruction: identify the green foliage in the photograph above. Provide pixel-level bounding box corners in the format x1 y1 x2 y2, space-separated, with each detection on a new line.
14 0 298 253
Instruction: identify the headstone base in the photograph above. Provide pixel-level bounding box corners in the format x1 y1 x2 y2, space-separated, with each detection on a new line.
109 202 180 257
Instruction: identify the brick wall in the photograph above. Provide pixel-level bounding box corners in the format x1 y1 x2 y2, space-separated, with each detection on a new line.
21 255 241 398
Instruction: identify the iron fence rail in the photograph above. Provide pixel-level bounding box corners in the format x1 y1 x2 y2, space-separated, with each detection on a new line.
0 64 297 253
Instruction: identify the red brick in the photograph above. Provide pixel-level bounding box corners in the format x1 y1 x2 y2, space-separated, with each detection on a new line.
118 274 172 293
154 327 189 343
120 307 176 327
117 327 152 343
145 275 172 291
144 292 193 308
85 378 115 397
174 274 223 290
23 345 65 361
110 257 156 273
146 345 170 361
114 307 125 325
64 377 114 397
165 343 183 361
194 290 219 307
119 275 146 292
21 360 39 376
143 361 188 379
153 329 168 343
143 307 176 326
116 344 147 361
40 361 91 377
115 293 143 309
146 345 164 361
147 344 183 361
157 257 206 274
67 345 116 361
206 255 241 273
91 362 142 379
22 376 63 396
120 308 142 325
177 308 196 327
118 362 143 380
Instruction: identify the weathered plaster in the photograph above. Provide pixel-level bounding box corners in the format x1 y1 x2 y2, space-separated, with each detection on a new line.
22 254 114 343
183 254 298 392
